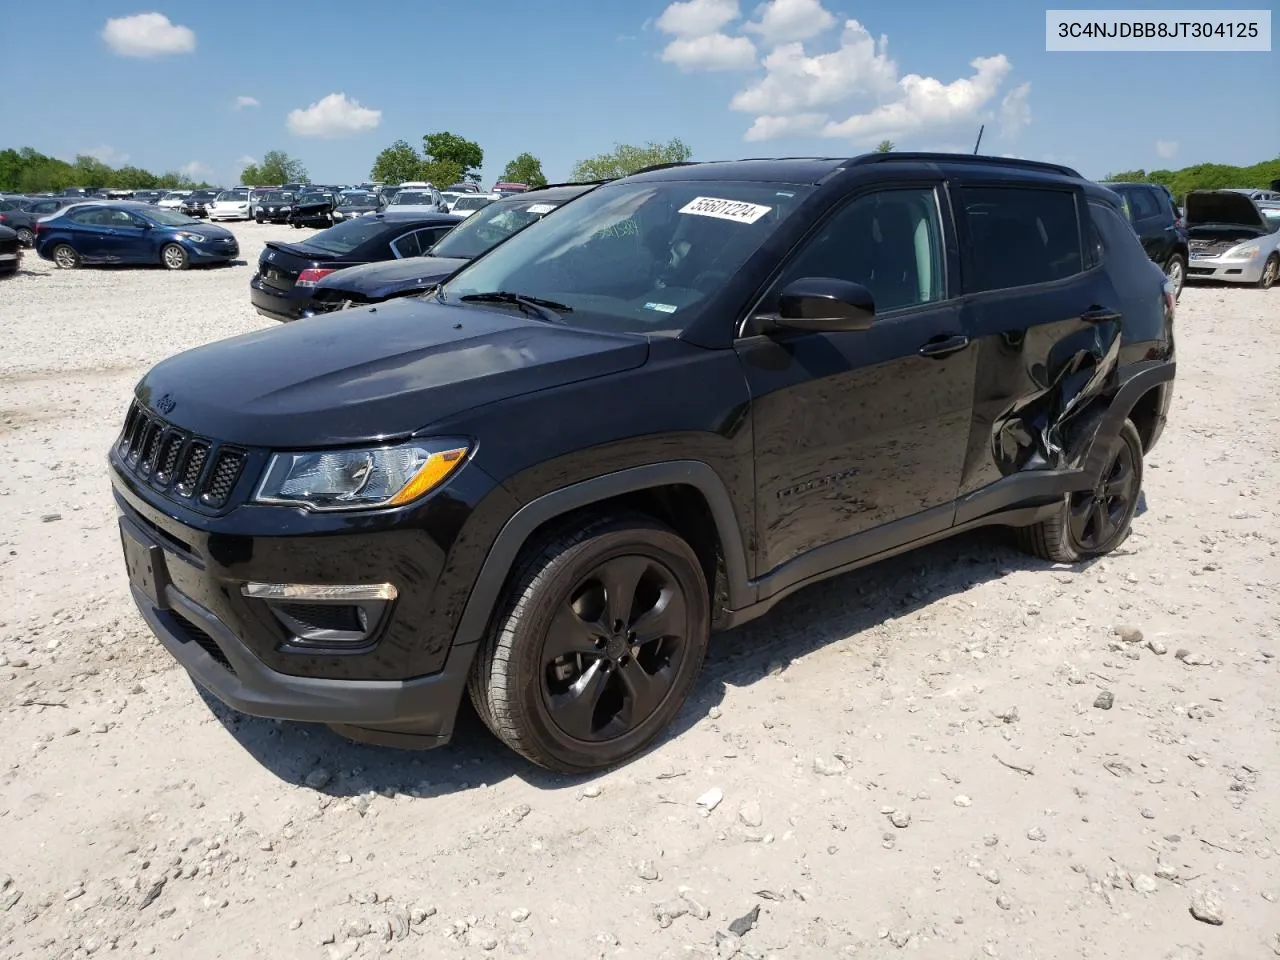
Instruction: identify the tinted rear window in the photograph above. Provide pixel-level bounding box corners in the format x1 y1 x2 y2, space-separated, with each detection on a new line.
301 218 390 255
959 186 1084 292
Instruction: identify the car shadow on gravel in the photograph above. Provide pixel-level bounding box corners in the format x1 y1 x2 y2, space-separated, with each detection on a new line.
201 499 1147 800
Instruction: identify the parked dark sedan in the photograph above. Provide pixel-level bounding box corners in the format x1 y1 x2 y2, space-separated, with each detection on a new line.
288 192 339 229
23 196 81 218
307 182 602 314
249 212 462 321
180 189 222 218
254 191 298 224
0 224 21 275
0 195 40 246
331 191 384 221
35 201 239 270
133 190 165 204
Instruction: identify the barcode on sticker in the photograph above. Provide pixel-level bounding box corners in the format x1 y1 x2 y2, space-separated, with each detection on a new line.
678 196 772 224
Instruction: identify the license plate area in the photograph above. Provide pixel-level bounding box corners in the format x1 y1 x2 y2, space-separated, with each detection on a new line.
119 517 171 610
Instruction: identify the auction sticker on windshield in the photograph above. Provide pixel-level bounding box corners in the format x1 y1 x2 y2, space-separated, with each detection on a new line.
678 197 772 224
525 203 556 214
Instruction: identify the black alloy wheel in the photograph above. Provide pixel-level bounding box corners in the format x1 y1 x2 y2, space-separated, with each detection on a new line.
470 514 710 773
1017 419 1144 563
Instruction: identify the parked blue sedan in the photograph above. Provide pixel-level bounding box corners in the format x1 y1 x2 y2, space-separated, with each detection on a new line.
35 201 239 270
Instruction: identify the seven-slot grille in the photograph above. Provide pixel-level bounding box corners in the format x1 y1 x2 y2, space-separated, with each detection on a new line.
116 400 247 508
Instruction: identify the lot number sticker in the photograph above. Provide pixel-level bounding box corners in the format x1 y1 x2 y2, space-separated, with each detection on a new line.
525 203 556 214
678 196 772 225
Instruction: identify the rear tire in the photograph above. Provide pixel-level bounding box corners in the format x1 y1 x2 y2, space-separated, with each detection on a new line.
161 243 189 271
1016 419 1143 563
469 513 710 773
1164 253 1186 300
52 244 80 269
1257 254 1279 290
15 227 34 246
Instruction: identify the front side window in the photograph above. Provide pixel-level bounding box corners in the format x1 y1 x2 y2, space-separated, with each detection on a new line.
760 187 945 315
1128 188 1161 221
431 198 565 260
959 186 1084 292
440 180 814 335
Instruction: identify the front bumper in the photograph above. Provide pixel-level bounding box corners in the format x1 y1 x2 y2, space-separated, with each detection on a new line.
187 240 239 263
250 272 311 320
1186 253 1267 283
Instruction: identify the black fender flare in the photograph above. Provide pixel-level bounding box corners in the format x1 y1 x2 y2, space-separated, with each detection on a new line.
1078 359 1175 478
451 460 754 648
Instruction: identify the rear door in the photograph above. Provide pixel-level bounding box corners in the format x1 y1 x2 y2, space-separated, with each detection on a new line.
952 179 1122 515
65 207 110 259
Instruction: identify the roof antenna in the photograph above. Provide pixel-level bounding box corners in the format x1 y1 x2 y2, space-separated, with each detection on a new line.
972 124 984 155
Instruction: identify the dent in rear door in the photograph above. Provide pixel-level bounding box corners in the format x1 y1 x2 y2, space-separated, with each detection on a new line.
954 182 1122 500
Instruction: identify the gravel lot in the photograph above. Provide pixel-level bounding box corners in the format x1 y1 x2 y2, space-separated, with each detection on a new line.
2 221 1278 960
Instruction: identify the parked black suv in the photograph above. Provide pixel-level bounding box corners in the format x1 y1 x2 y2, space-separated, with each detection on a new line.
109 154 1176 773
1104 181 1189 298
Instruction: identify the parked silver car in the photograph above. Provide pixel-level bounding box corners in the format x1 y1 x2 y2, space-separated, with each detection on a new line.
1185 189 1280 289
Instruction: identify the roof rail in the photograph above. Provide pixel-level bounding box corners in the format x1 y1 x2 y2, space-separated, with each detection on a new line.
851 152 1083 179
629 161 702 175
534 178 613 189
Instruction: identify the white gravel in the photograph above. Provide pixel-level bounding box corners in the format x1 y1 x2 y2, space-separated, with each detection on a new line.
1 238 1278 959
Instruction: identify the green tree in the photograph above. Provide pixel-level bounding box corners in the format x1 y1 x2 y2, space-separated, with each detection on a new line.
419 158 464 189
241 150 307 186
569 138 692 181
370 139 425 183
72 155 114 189
422 131 484 183
500 152 548 188
875 140 895 153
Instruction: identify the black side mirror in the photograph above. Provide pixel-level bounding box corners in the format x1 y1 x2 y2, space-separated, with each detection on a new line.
774 277 876 332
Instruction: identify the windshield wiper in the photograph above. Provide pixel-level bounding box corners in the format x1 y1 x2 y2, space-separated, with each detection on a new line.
458 291 573 323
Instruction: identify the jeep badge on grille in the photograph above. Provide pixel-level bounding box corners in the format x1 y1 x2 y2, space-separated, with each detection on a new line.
155 393 176 415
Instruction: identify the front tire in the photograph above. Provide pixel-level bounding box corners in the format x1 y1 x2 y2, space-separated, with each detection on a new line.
1257 253 1279 290
161 243 189 271
1017 419 1144 563
469 514 710 773
52 244 80 269
1164 253 1186 300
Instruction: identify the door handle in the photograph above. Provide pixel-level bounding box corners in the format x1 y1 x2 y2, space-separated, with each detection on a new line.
1080 306 1120 324
918 334 970 358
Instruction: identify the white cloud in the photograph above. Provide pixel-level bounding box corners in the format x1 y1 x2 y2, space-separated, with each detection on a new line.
743 0 836 45
655 0 740 36
286 93 382 139
236 155 256 168
101 13 195 58
822 55 1013 142
662 33 758 70
743 113 827 141
1155 139 1178 159
83 145 129 165
999 82 1031 137
180 161 212 179
234 96 260 110
730 20 898 115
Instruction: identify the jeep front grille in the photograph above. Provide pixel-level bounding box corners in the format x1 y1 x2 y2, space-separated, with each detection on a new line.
115 400 247 508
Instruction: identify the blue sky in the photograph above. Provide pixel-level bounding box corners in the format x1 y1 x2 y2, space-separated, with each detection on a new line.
1 0 1275 187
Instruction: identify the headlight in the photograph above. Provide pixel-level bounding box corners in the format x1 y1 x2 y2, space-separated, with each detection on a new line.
253 439 469 511
1229 244 1260 259
281 205 292 211
177 232 207 243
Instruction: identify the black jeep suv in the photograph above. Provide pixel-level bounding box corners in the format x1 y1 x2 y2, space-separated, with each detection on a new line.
1104 181 1189 299
109 154 1176 773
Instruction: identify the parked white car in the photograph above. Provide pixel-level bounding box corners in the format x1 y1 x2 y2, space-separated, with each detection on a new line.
448 193 499 217
385 187 447 214
1185 189 1280 289
157 191 191 210
207 190 253 221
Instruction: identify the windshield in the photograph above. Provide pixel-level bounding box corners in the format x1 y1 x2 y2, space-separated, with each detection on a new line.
451 196 492 212
143 208 202 227
162 193 186 200
263 191 295 203
215 191 245 202
431 197 569 260
340 193 376 207
392 191 433 206
441 180 813 334
301 217 389 255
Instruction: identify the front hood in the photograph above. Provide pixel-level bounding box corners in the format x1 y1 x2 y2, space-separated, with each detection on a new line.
1185 191 1268 229
317 256 469 297
134 296 649 447
177 223 234 240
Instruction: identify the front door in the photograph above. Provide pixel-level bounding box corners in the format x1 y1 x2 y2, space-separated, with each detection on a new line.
736 184 974 584
97 209 150 263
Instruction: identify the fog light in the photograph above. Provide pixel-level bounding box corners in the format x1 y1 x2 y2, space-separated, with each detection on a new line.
242 582 396 649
